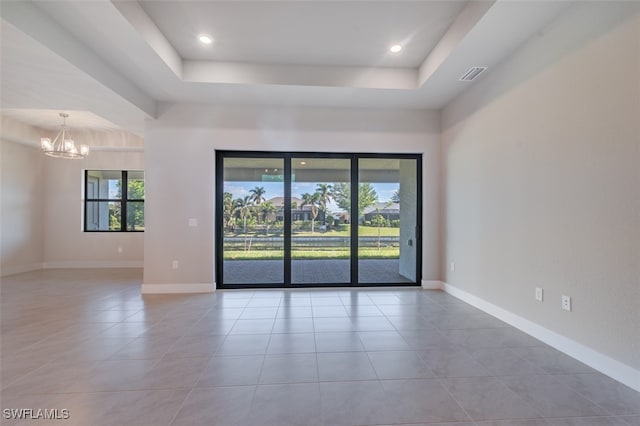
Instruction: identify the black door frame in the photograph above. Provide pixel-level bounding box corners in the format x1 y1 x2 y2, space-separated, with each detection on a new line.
215 150 422 288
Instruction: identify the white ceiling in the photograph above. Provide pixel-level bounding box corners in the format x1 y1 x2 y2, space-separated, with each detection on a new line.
1 109 122 132
0 0 574 136
138 1 467 67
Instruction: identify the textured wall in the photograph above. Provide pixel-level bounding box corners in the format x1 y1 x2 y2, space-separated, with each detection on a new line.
143 105 441 287
442 3 640 369
1 119 44 275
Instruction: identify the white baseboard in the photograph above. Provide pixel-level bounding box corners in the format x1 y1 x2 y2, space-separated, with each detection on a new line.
1 262 44 277
442 282 640 392
42 261 143 269
421 280 444 290
141 283 215 294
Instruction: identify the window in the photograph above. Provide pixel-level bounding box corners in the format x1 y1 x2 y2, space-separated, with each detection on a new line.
84 170 144 231
216 151 422 288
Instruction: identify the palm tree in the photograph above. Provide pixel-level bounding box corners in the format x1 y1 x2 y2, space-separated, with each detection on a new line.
235 195 253 251
234 196 253 249
260 201 277 235
223 192 234 231
301 192 320 233
249 186 266 205
391 189 400 204
249 186 267 224
315 183 332 226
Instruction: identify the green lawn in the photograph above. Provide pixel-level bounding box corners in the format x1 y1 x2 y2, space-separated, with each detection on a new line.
223 247 400 260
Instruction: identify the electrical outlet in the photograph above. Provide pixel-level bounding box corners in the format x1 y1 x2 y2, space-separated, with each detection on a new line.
561 295 571 311
535 287 543 302
117 246 123 253
188 218 198 227
172 260 179 269
450 262 456 272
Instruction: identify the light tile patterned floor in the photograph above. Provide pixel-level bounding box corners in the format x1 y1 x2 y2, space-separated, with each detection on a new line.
1 269 638 425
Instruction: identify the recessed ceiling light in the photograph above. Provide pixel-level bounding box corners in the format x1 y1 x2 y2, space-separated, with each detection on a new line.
300 161 307 165
198 34 213 45
390 44 402 53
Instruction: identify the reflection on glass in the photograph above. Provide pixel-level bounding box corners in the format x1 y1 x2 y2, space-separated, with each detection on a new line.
85 201 122 231
358 158 417 284
127 171 145 200
126 202 144 231
222 157 284 284
86 170 121 199
291 158 351 284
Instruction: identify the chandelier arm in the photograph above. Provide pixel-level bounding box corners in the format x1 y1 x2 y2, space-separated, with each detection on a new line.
41 113 89 159
52 130 62 149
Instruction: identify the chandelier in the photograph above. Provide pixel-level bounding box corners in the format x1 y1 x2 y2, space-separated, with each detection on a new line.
40 113 89 159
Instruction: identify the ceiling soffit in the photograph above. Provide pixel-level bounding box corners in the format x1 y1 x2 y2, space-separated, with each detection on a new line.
0 0 574 133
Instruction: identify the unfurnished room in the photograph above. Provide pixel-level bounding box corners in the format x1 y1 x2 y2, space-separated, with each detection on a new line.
1 1 639 425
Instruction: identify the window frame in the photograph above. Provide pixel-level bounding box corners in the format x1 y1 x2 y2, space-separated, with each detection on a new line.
215 150 423 288
84 170 145 232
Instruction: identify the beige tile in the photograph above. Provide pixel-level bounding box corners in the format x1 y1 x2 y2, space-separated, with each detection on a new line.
171 386 255 425
108 335 180 360
162 334 226 358
0 393 70 426
2 269 639 426
134 355 210 390
66 359 158 392
3 360 95 395
50 389 189 426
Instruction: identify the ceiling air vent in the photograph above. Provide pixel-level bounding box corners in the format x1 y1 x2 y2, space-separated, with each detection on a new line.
459 66 487 82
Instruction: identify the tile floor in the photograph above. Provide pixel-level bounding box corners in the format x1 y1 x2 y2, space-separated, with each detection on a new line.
1 269 638 426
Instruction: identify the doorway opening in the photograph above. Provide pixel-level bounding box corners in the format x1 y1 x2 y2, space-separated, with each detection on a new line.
215 151 422 288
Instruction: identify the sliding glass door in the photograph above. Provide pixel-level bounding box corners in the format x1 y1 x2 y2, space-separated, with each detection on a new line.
291 157 352 284
358 158 418 284
220 156 285 285
216 152 421 288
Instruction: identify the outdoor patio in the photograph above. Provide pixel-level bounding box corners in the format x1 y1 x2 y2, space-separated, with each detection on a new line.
222 259 414 285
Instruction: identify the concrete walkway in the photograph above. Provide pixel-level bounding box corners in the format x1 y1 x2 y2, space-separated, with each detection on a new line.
222 259 414 285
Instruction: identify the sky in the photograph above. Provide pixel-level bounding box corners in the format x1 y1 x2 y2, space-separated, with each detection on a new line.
224 181 399 213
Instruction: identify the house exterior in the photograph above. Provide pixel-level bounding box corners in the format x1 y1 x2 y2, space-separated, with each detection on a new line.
362 202 400 222
269 196 326 223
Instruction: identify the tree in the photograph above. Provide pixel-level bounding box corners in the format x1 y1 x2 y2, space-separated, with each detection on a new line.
370 214 387 251
359 183 378 216
330 182 350 212
127 179 145 199
315 183 332 226
234 196 253 250
330 182 378 219
249 186 266 224
371 200 393 250
234 195 253 251
391 189 401 204
249 186 266 205
301 192 320 233
223 192 234 230
117 177 145 230
260 201 276 235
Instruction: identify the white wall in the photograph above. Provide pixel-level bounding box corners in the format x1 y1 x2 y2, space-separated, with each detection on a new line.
1 118 45 276
442 0 639 377
0 119 145 274
143 105 440 291
42 138 144 268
